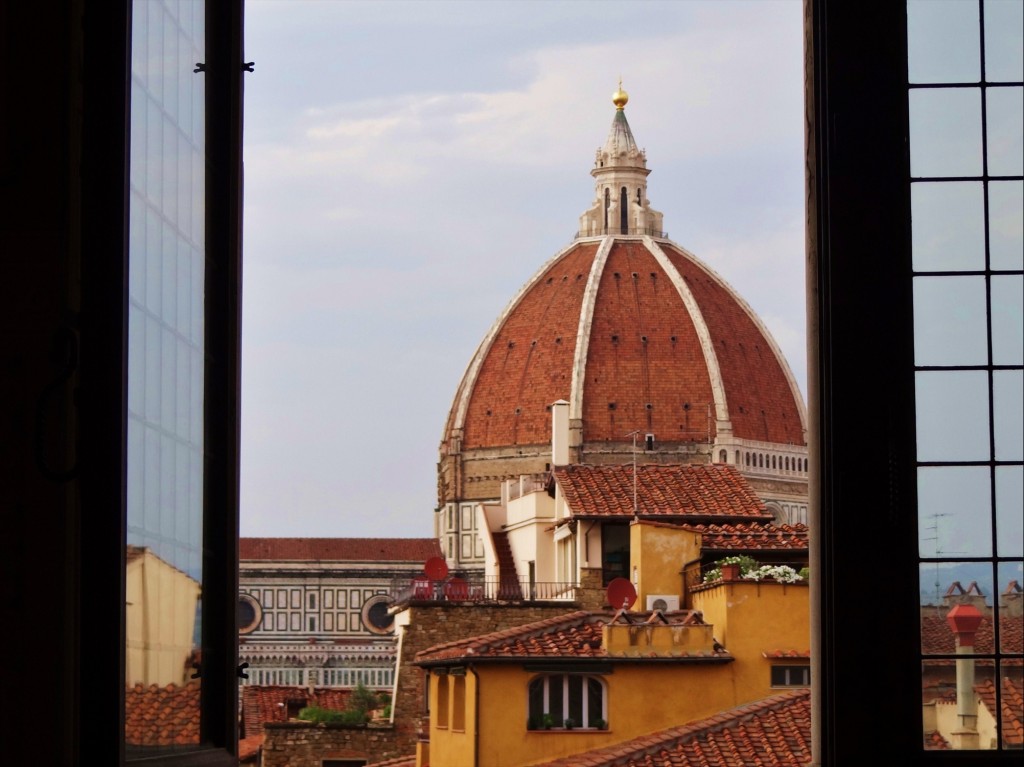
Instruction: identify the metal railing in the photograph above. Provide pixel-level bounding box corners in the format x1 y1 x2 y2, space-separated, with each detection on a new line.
574 227 668 239
389 576 579 605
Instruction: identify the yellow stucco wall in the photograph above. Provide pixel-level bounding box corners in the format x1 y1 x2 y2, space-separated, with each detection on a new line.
425 660 742 767
424 670 478 767
692 580 809 704
125 549 200 686
629 523 701 609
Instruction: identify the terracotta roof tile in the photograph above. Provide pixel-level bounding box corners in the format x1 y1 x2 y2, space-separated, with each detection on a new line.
924 730 952 750
687 522 808 552
553 464 771 520
239 538 442 563
761 649 811 659
920 611 1023 655
975 676 1024 747
414 610 726 665
124 681 200 747
538 689 811 766
240 685 354 737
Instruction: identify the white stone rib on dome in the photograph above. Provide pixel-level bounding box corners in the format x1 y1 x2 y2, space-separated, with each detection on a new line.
655 238 809 438
643 236 733 434
446 239 582 438
568 236 615 423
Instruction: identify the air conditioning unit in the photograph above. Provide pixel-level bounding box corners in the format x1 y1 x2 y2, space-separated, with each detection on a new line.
646 594 680 612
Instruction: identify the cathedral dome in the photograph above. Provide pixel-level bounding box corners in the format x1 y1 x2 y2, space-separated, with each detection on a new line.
438 93 807 517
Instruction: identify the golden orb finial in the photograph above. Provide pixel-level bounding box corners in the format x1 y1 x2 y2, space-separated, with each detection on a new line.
612 77 629 110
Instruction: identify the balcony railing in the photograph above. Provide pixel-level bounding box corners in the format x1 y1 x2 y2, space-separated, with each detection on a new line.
574 227 668 239
388 576 579 606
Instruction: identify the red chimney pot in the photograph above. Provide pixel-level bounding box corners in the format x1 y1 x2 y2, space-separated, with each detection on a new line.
946 603 984 646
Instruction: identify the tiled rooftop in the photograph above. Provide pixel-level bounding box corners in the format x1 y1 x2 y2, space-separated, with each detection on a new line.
975 676 1024 747
239 537 442 563
240 685 353 737
692 522 808 551
414 610 728 665
762 649 811 659
920 612 1023 656
537 689 811 766
124 681 200 747
553 464 771 520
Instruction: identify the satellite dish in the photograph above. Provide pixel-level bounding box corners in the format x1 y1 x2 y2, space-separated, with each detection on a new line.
606 577 637 610
424 556 449 581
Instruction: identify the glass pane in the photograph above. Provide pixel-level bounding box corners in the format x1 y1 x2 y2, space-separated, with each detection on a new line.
996 466 1024 557
913 276 988 365
997 561 1024 655
567 677 583 727
991 275 1024 365
920 562 994 655
989 181 1024 270
993 370 1023 460
985 0 1024 81
918 466 992 558
549 676 564 723
126 0 205 757
911 182 985 271
910 89 984 178
986 86 1024 177
907 0 981 84
915 370 991 461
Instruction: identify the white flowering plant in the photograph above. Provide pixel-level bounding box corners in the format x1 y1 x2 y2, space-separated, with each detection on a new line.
702 555 758 583
741 564 803 583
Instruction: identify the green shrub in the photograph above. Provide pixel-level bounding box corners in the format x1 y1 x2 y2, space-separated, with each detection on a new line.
297 706 343 724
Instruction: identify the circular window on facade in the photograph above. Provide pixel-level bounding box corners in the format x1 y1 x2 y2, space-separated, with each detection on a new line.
238 593 262 635
361 595 394 635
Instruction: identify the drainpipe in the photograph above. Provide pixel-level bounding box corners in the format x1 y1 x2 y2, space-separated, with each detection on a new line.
469 664 480 767
946 603 983 749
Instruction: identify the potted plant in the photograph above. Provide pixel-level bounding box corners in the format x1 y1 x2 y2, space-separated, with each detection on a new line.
590 717 607 730
541 713 555 730
563 717 576 730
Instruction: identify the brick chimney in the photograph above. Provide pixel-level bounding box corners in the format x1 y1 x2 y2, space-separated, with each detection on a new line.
551 399 570 467
1000 580 1022 618
946 603 983 749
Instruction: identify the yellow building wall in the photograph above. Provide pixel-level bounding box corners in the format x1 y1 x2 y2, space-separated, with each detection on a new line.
692 580 810 704
424 670 478 767
125 550 200 686
429 661 741 767
629 523 701 609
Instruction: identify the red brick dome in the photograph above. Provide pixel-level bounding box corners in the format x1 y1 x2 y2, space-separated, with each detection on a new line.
437 97 806 513
443 236 805 458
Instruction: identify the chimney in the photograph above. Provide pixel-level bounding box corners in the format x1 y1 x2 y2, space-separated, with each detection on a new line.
946 603 983 749
551 399 570 466
1001 580 1022 618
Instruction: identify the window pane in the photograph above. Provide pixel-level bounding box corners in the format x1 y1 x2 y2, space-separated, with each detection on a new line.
918 466 992 558
549 675 564 723
587 678 603 727
907 0 980 84
913 276 988 365
985 0 1024 81
915 371 991 461
991 275 1024 365
989 181 1024 270
986 86 1024 177
910 89 983 177
920 562 994 656
911 182 985 271
126 0 205 757
993 370 1023 460
996 466 1024 557
567 676 583 727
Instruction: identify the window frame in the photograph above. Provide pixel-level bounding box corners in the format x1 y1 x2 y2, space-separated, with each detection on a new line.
527 673 607 730
808 1 1020 764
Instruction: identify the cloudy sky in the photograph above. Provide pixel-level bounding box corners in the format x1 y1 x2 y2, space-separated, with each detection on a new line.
239 0 807 539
